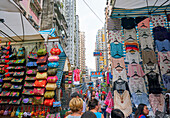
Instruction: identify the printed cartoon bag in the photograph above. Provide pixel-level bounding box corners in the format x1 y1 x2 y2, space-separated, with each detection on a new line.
47 69 57 76
50 45 61 55
0 64 5 74
46 83 56 90
17 47 25 58
15 66 25 70
44 91 55 98
47 76 58 83
10 85 22 90
2 83 12 88
36 72 47 79
48 62 59 68
37 45 47 56
33 88 45 96
9 48 17 59
24 81 34 87
32 97 44 105
48 56 59 62
34 80 47 87
22 89 34 95
9 92 20 97
26 69 37 75
11 78 23 83
27 46 38 60
44 99 54 106
9 99 21 105
13 72 24 77
22 98 33 104
37 55 48 64
3 77 12 81
26 62 37 67
53 101 61 107
37 65 47 72
0 91 10 96
25 76 36 81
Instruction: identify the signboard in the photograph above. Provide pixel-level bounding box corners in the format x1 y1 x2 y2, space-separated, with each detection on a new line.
93 52 102 56
90 71 104 77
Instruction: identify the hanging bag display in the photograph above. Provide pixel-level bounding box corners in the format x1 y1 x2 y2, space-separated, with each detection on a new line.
37 55 48 64
47 69 57 76
27 45 38 60
48 62 59 68
36 72 47 79
26 62 37 67
9 48 17 59
33 88 45 96
37 65 48 72
32 97 44 105
44 91 55 98
17 47 25 58
37 44 47 56
53 101 61 107
44 99 54 106
50 44 61 55
47 76 58 83
46 83 56 90
106 98 114 113
48 55 59 62
34 80 47 87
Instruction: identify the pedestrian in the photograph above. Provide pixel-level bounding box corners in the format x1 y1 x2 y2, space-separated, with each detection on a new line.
88 99 104 118
65 98 83 118
100 94 107 118
134 104 149 118
81 111 97 118
91 90 99 101
111 109 124 118
71 92 86 113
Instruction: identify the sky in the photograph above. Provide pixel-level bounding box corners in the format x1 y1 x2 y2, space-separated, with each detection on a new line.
76 0 106 71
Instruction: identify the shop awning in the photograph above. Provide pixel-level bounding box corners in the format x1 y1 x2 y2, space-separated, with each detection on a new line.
0 0 44 43
111 0 170 18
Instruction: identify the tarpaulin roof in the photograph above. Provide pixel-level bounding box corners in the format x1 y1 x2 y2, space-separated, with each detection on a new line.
111 0 170 18
0 0 44 43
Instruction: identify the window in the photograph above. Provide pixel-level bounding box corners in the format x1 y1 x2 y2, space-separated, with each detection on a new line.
30 2 39 18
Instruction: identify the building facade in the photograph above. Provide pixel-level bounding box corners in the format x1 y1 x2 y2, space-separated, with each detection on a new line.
79 32 86 72
65 0 76 66
75 15 80 68
95 27 107 71
14 0 43 30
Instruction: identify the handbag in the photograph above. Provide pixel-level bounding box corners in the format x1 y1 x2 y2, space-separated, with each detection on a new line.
26 62 37 67
37 55 48 64
22 98 33 104
48 56 59 62
44 91 55 98
48 62 59 68
4 72 14 77
50 44 61 55
17 47 25 58
11 78 23 83
13 71 24 77
34 80 47 87
10 85 22 90
36 72 47 79
24 81 34 87
15 66 25 70
11 107 16 117
53 101 61 107
37 65 47 72
0 59 6 64
26 69 37 75
22 89 34 95
9 92 20 97
0 64 5 74
2 83 12 88
37 45 47 56
9 48 17 59
32 97 44 105
3 77 13 81
47 69 57 76
0 91 11 96
47 76 58 83
44 99 54 106
15 59 25 64
33 88 45 96
46 83 57 90
25 76 36 81
9 99 22 105
27 46 38 60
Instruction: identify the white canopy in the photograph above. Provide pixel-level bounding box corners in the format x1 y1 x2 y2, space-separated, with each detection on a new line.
114 0 170 9
0 0 44 43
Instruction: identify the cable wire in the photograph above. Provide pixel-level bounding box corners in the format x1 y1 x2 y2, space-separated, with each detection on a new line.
82 0 104 24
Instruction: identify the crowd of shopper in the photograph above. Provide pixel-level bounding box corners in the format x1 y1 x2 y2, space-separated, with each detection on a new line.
65 90 149 118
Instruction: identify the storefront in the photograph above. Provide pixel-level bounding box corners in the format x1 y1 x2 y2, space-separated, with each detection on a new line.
105 0 170 117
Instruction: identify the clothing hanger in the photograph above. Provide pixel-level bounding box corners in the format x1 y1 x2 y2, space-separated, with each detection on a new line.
147 58 154 65
141 23 147 28
129 49 136 53
161 47 168 52
135 89 143 95
131 59 137 64
115 63 123 69
163 56 169 62
142 32 149 38
132 71 140 77
127 35 135 40
144 45 152 51
114 51 121 57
